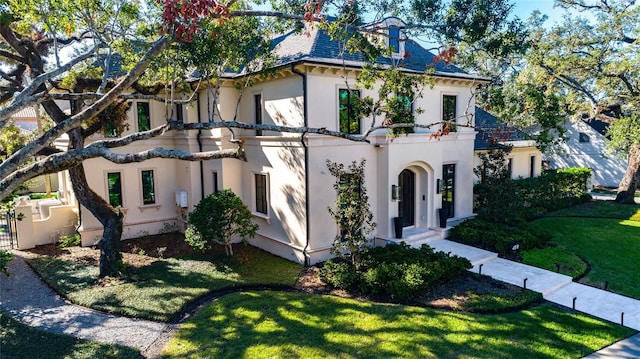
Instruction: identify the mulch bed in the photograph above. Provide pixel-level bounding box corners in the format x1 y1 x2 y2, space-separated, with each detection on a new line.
26 232 529 312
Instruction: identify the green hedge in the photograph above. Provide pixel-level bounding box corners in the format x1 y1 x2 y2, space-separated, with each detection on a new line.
449 218 551 257
474 167 592 223
319 243 471 299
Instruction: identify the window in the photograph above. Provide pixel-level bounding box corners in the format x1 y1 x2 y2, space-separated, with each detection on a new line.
443 95 457 122
175 104 184 123
389 25 400 54
141 170 156 205
212 171 219 194
104 121 118 138
107 172 122 207
137 102 151 132
255 173 268 215
441 164 455 218
579 132 590 143
530 156 536 178
339 89 361 134
508 158 513 178
254 94 263 136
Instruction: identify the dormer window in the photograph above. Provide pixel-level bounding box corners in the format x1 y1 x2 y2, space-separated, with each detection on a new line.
389 25 400 54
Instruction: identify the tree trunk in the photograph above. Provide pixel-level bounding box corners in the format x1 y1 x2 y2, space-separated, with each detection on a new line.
616 145 640 204
68 129 124 277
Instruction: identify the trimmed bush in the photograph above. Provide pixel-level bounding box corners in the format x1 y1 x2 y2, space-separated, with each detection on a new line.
57 233 81 249
319 243 471 299
449 218 551 257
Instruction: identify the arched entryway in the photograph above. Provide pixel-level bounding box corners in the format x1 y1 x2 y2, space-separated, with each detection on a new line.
398 169 415 227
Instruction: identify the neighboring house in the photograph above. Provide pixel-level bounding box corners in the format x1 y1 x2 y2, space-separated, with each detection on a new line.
70 18 489 264
545 119 627 188
474 107 542 181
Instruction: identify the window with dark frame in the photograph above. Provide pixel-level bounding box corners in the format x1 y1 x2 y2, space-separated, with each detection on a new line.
175 104 184 123
107 172 122 207
105 121 118 138
339 89 361 134
389 25 400 54
212 171 219 194
254 94 263 136
579 132 590 143
441 164 455 218
141 170 156 205
443 95 457 122
530 156 536 178
255 173 268 215
508 158 513 178
137 102 151 132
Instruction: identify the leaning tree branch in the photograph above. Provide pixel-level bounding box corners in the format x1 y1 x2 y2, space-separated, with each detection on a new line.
0 92 46 129
0 36 171 180
0 145 244 198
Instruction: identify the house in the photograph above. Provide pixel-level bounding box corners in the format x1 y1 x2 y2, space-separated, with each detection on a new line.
58 18 489 264
474 107 542 181
544 119 627 188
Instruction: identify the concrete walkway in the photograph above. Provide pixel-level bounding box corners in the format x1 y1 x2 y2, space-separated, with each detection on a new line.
420 237 640 358
0 251 172 354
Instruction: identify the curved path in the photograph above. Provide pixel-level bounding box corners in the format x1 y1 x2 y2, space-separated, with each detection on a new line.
0 251 174 356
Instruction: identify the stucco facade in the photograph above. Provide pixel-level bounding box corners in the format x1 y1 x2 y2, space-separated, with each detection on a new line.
69 20 490 264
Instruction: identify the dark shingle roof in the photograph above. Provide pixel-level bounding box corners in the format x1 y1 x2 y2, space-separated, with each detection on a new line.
270 27 465 74
474 107 531 150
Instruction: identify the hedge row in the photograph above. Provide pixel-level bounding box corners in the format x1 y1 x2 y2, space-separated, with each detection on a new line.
474 167 592 223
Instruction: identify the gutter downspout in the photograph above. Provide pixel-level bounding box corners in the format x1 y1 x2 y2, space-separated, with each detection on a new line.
196 92 205 201
291 64 311 267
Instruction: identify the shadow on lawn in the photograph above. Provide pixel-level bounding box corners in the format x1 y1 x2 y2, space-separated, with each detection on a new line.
166 291 628 359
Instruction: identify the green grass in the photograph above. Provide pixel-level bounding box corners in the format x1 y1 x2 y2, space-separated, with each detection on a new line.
0 311 139 359
463 290 542 313
163 291 634 359
522 247 587 279
28 245 302 322
527 217 640 298
547 201 640 221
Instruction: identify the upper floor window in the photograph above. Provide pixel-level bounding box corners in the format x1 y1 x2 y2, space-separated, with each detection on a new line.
389 26 400 54
529 156 537 178
443 95 457 122
174 103 184 123
339 89 361 134
141 169 156 205
137 102 151 132
254 94 263 136
579 132 590 143
107 172 122 207
104 121 118 138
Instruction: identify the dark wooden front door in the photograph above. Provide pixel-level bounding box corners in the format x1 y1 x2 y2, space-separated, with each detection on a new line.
398 169 415 227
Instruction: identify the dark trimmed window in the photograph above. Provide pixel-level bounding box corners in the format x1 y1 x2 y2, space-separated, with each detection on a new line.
339 89 361 134
175 104 184 123
212 171 219 194
137 102 151 132
254 94 263 136
105 121 118 138
107 172 122 207
255 173 268 215
579 132 590 143
508 158 513 178
441 164 455 218
443 95 456 122
389 26 400 53
141 170 156 205
530 156 536 178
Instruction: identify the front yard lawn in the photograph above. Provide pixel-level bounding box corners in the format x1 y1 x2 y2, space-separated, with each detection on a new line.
28 244 302 322
523 201 640 299
163 290 635 359
0 311 139 359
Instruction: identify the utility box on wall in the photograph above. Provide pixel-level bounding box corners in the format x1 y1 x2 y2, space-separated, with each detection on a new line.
175 190 188 208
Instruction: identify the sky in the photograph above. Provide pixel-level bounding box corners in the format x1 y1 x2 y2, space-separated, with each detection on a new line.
511 0 567 26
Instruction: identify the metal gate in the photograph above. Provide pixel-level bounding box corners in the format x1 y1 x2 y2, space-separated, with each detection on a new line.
0 210 18 249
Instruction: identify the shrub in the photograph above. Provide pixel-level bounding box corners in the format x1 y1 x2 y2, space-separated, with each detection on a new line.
185 189 259 256
0 250 13 276
320 243 471 300
57 233 81 249
449 218 551 257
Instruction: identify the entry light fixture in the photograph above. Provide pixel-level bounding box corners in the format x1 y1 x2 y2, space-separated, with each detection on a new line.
391 185 400 201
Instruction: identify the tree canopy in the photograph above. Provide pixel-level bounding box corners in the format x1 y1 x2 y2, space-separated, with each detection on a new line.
0 0 526 276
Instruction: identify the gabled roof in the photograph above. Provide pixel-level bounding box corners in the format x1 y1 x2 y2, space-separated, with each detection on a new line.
474 107 532 150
